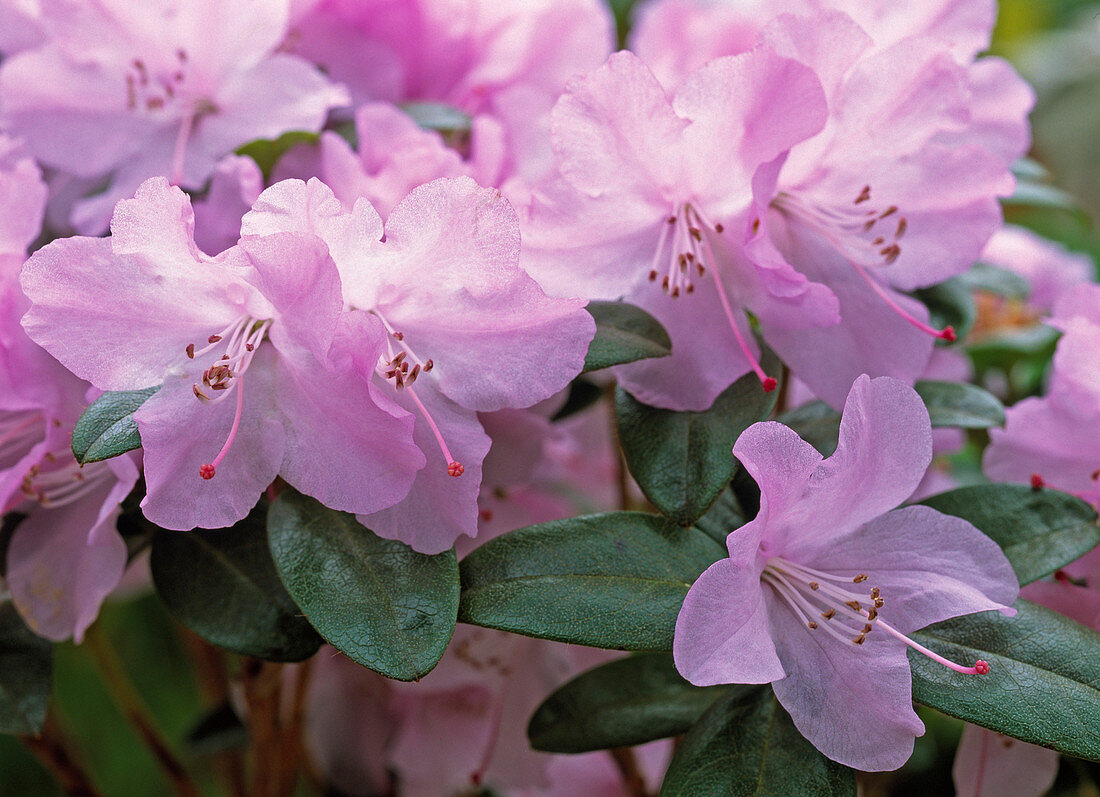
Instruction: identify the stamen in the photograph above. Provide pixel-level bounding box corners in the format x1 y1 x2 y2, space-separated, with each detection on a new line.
849 257 956 341
405 386 463 478
875 619 991 675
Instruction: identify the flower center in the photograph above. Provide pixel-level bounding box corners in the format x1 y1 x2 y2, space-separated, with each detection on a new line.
648 202 777 392
186 316 271 480
373 314 463 478
762 556 990 675
773 186 955 343
18 453 116 511
124 50 220 184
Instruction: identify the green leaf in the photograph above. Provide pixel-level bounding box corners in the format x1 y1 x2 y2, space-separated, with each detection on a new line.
267 490 459 681
660 686 856 797
911 600 1100 761
912 277 975 341
583 301 672 372
958 262 1030 300
918 484 1100 586
399 101 472 134
150 504 323 662
1004 180 1084 215
777 401 841 457
914 380 1005 429
693 483 752 547
528 653 728 753
235 131 319 179
458 512 725 650
616 365 778 526
71 386 159 464
0 602 52 735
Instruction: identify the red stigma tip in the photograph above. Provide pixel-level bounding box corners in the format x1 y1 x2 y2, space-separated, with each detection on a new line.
199 463 216 480
471 773 482 787
1054 569 1070 584
940 326 957 343
1030 473 1044 490
761 376 778 392
447 461 464 478
974 660 990 675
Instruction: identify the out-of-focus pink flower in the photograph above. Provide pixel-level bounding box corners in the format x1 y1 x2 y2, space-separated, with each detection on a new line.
980 225 1094 313
952 724 1060 797
191 154 264 256
674 376 1018 770
0 0 347 233
984 283 1100 508
287 0 613 183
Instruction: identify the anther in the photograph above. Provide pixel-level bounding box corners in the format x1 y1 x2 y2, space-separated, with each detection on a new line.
879 206 898 219
186 343 195 358
821 609 836 620
855 186 871 204
809 582 820 591
649 270 658 281
393 331 404 340
846 600 862 611
853 574 868 583
751 218 760 235
208 334 222 343
423 360 434 372
1091 469 1100 481
715 223 724 233
853 634 866 645
896 218 907 238
245 343 254 352
807 621 819 629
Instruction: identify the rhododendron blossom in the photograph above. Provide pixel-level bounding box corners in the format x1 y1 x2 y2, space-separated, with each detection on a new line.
674 376 1019 770
240 176 594 552
20 177 424 531
0 0 347 233
522 47 836 410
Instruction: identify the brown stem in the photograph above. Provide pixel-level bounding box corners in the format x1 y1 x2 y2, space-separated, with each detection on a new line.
773 364 791 417
241 658 285 797
22 712 103 797
175 626 247 797
276 659 314 796
609 747 649 797
83 624 201 797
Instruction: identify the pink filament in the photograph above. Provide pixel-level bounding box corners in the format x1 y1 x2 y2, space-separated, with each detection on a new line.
406 386 463 477
849 258 956 341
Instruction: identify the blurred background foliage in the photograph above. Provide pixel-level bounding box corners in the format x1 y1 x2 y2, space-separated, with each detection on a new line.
3 0 1100 794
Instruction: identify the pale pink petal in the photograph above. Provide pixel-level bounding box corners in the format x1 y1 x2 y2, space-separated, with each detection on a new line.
135 349 285 530
358 384 490 554
768 594 924 771
674 557 785 686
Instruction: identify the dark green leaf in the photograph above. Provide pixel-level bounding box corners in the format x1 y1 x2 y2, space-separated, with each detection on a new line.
912 277 975 341
551 377 604 422
1004 180 1083 215
528 653 728 753
151 504 322 662
616 365 778 526
918 484 1100 586
967 325 1060 368
458 512 725 650
268 490 459 681
914 380 1005 429
71 387 159 464
778 401 841 457
184 701 247 756
0 602 52 735
911 600 1100 761
235 131 319 180
693 484 752 548
583 301 672 372
660 686 856 797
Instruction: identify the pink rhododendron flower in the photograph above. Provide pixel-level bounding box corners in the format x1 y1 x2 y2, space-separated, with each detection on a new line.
521 48 836 410
20 177 424 531
287 0 613 183
0 0 347 233
239 176 593 553
951 724 1060 797
984 283 1100 508
0 138 138 642
674 375 1018 770
979 224 1093 313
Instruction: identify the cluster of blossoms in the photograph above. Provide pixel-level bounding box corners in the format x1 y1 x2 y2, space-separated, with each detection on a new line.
0 0 1097 794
